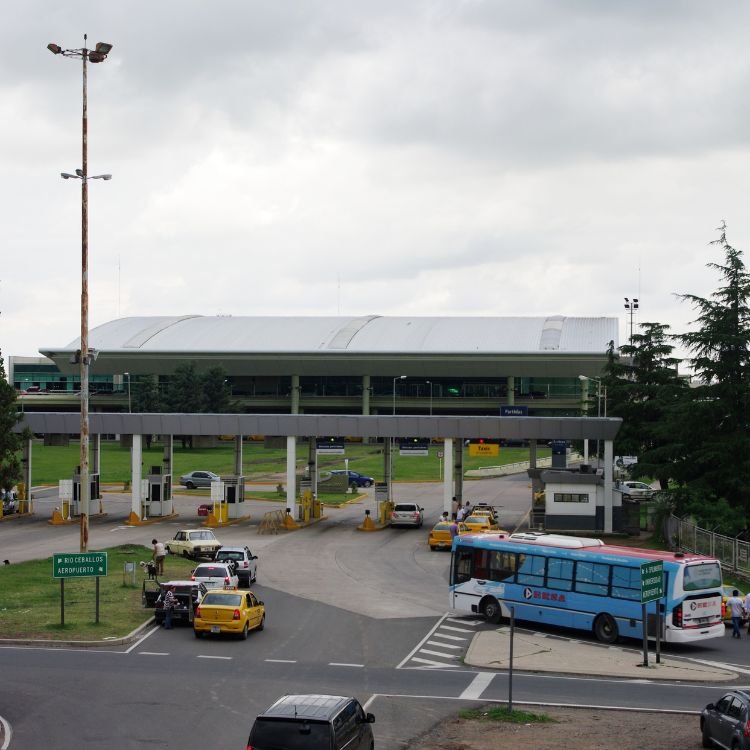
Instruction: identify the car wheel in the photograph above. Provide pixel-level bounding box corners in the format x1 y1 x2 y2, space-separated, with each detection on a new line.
430 545 437 551
182 551 190 559
186 481 195 489
482 597 503 624
364 480 373 487
594 613 619 644
241 622 249 640
257 614 265 632
193 629 202 639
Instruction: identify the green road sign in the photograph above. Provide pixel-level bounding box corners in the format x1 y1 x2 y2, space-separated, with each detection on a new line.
640 560 664 603
53 552 108 579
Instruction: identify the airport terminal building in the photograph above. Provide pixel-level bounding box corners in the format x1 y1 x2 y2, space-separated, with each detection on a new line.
12 314 617 417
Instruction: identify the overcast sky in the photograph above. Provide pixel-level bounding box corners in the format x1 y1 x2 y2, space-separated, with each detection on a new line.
2 1 749 361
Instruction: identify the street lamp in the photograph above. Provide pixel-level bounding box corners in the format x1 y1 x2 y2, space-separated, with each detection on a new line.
49 35 113 553
624 297 639 347
392 375 407 416
579 375 608 467
124 372 131 413
426 380 434 416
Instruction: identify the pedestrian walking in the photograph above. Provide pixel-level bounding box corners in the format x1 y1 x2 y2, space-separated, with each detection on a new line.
457 505 467 522
451 496 459 520
449 520 459 539
727 589 745 638
163 585 177 630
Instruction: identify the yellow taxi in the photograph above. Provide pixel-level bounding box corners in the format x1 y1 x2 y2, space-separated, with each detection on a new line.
462 514 505 533
428 521 469 550
193 589 265 639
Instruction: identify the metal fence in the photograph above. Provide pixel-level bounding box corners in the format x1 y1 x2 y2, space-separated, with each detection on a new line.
670 514 750 579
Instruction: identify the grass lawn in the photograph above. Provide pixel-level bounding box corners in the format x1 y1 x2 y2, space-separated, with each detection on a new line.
0 544 196 641
28 440 550 486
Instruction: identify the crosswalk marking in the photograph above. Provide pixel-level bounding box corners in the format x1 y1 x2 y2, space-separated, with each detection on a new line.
460 672 495 699
397 612 484 670
419 648 460 659
426 640 462 650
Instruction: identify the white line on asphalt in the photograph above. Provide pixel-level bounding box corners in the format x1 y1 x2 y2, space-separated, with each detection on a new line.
446 618 483 626
329 662 364 668
408 657 460 668
125 625 161 653
396 612 452 669
460 672 495 700
426 640 462 650
419 648 459 659
432 633 468 642
138 652 169 656
265 659 297 663
0 713 11 750
440 625 476 634
197 655 232 660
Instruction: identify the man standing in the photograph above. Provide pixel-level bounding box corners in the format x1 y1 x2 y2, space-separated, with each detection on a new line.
163 585 177 630
451 496 459 520
152 538 166 576
727 589 745 639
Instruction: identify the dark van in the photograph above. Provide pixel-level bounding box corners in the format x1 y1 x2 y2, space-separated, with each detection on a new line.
248 694 375 750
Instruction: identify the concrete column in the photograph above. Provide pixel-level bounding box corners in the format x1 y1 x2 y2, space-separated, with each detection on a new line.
529 439 537 469
443 438 454 516
384 438 393 500
307 438 317 518
453 440 463 503
22 438 32 511
291 374 300 414
91 433 101 477
507 376 515 406
163 434 174 514
286 436 297 513
234 434 243 474
131 433 142 518
580 380 590 466
603 438 614 534
362 374 371 415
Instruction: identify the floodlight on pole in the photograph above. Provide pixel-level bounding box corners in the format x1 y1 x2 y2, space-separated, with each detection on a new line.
48 34 113 553
624 297 639 346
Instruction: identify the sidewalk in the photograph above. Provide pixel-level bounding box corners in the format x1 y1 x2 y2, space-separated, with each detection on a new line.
465 628 736 682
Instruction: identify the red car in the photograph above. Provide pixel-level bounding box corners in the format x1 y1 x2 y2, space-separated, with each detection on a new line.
197 504 212 517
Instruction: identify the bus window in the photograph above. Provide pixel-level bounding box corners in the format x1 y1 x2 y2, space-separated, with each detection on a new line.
453 548 473 584
575 561 609 596
516 554 545 586
683 562 722 591
547 558 574 591
611 565 641 601
488 551 517 582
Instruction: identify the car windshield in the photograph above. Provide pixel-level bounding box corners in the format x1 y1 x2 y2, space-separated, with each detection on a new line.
394 504 416 512
250 719 330 750
433 523 451 531
465 516 487 524
191 531 216 541
217 551 243 561
202 592 241 606
194 566 227 577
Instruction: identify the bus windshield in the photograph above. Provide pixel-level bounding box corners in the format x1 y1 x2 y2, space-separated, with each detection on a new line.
683 561 722 591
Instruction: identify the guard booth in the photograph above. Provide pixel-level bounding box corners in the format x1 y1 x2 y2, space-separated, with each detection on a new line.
72 467 100 515
222 475 246 519
147 466 173 517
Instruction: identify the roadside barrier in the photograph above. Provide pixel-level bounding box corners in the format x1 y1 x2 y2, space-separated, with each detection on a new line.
258 509 284 534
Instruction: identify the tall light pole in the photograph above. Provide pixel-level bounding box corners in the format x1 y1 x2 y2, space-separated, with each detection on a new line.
579 375 607 467
624 297 639 347
48 36 113 552
426 380 433 416
124 372 131 413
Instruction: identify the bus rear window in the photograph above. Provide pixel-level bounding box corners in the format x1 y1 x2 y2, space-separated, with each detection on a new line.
683 562 722 591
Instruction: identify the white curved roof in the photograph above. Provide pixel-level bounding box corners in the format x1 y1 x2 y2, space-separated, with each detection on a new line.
48 315 617 354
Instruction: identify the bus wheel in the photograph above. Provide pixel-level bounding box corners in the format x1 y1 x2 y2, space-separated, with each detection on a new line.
482 597 503 624
594 613 619 644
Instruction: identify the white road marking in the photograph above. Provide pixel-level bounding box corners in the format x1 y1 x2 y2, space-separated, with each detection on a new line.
197 655 232 660
446 617 483 626
426 640 462 650
125 625 161 653
138 651 169 656
460 671 495 700
431 633 468 642
419 648 460 659
329 662 364 668
409 656 461 668
0 713 11 750
265 658 297 663
440 625 476 633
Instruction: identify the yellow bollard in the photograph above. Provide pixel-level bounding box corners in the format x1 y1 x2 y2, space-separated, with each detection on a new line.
50 508 66 525
282 508 299 529
358 509 377 532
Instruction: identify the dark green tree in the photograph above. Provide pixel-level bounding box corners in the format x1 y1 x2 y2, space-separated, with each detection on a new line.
163 363 205 413
603 324 688 489
202 367 233 413
675 223 750 515
0 353 24 492
131 375 162 413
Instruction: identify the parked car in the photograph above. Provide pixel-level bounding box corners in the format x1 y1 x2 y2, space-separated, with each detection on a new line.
214 545 258 587
617 480 656 500
462 514 503 533
193 588 265 639
329 470 374 488
428 521 469 550
166 529 222 560
197 503 212 517
248 695 375 750
142 579 207 625
191 561 239 590
179 470 220 489
1 490 18 515
390 502 424 528
701 690 750 749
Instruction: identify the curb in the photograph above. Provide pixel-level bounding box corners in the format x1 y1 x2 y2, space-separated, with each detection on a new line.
0 617 156 649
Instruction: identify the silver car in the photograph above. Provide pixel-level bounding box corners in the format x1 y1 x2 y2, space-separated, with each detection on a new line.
390 502 424 528
191 562 239 590
179 470 220 489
